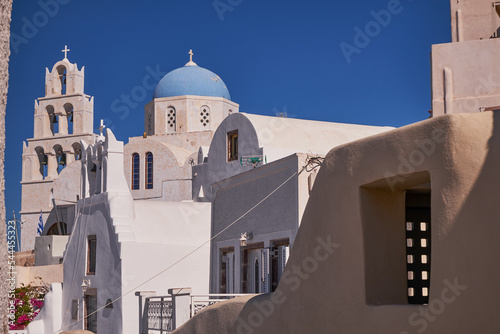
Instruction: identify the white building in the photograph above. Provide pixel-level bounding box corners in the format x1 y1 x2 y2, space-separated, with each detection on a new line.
22 50 394 333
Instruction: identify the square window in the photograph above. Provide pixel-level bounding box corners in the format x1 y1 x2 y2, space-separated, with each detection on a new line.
406 222 413 231
407 255 413 264
420 222 427 231
408 287 414 297
422 287 428 297
422 271 428 280
407 238 413 247
421 239 427 247
421 255 428 264
408 271 414 280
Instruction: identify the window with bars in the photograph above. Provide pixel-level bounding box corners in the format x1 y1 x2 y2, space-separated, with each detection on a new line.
167 107 176 131
132 153 140 190
145 152 153 189
200 107 210 127
361 171 431 306
405 191 431 304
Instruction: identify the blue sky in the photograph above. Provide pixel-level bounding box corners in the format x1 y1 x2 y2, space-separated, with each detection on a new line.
5 0 451 225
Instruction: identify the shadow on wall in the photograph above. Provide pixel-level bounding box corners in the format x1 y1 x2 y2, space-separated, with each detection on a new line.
172 111 500 334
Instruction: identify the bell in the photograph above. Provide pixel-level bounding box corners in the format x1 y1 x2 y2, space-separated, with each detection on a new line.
51 115 58 124
41 155 48 166
58 154 66 166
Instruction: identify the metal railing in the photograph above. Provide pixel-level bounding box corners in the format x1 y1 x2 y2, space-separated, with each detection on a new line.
145 296 173 333
141 292 251 333
189 293 249 318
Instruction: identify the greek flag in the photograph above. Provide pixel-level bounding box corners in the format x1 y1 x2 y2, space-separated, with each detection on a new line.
37 211 44 236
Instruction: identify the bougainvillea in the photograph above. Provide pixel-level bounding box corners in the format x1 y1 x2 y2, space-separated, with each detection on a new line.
9 277 49 330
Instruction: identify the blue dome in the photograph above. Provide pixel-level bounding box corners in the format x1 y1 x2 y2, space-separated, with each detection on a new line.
153 64 231 100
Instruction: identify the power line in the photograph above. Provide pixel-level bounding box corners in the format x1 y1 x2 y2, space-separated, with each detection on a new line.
53 162 310 333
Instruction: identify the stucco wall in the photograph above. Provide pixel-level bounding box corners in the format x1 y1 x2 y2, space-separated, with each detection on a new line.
60 194 123 333
210 154 303 293
172 112 500 333
450 0 498 42
124 137 197 201
431 39 500 117
15 265 63 288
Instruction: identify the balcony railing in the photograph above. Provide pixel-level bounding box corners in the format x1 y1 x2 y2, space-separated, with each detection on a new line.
138 289 251 334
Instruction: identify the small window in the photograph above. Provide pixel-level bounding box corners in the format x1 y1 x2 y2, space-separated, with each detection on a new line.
132 153 140 190
227 130 238 162
167 107 176 131
87 235 96 275
71 299 79 320
200 107 210 127
145 152 153 189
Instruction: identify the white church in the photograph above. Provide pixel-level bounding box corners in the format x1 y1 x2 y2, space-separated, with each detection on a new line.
20 48 393 333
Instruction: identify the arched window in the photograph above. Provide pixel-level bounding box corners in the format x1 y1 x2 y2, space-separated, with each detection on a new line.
57 65 67 95
132 153 140 190
47 222 68 235
64 103 74 134
167 107 176 132
35 146 48 179
145 152 153 189
47 105 58 135
72 142 82 161
54 145 65 174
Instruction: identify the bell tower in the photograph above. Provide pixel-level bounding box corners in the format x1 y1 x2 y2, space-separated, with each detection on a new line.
20 46 96 251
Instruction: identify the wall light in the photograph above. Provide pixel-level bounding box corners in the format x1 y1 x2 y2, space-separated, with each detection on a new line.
239 232 253 247
81 279 91 293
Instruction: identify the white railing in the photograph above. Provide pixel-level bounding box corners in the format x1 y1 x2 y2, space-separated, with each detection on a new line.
144 296 173 333
140 291 251 333
189 294 249 318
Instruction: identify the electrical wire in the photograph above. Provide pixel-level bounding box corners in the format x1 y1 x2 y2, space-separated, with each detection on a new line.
53 160 314 333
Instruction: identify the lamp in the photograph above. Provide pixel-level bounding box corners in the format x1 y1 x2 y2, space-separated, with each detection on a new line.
81 279 91 293
239 232 253 247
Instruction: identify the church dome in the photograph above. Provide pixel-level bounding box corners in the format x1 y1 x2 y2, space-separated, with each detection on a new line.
153 56 231 100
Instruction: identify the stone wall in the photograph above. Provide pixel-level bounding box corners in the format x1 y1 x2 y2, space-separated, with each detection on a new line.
0 0 13 333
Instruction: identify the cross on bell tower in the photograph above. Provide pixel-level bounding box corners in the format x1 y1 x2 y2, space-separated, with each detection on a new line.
62 45 70 59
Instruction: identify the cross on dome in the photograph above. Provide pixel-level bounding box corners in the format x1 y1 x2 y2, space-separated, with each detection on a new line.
62 45 70 59
185 49 198 67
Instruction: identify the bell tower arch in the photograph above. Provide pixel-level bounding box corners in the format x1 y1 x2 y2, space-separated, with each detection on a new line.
20 47 97 251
